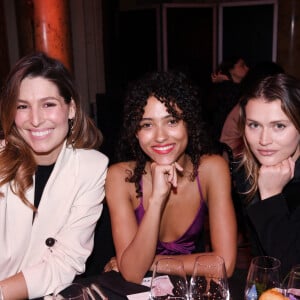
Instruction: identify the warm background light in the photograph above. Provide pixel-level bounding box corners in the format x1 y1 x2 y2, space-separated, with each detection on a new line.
33 0 73 71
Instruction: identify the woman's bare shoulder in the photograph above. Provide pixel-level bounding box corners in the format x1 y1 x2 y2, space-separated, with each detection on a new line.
198 155 232 203
108 161 136 171
200 153 228 166
105 161 137 205
107 161 136 178
198 154 230 175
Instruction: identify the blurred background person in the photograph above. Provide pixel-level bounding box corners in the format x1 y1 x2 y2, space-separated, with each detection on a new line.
204 56 249 146
220 61 285 159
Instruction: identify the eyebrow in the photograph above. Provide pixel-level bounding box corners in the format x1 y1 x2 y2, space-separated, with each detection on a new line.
17 96 61 102
141 114 174 120
246 118 290 124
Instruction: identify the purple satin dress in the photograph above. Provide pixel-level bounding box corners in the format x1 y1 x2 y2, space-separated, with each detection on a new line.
134 175 207 255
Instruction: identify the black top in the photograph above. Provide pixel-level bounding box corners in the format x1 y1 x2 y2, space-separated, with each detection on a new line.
234 158 300 277
34 164 55 209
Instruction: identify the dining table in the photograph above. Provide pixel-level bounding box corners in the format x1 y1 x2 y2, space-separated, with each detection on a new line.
75 271 149 299
73 267 248 299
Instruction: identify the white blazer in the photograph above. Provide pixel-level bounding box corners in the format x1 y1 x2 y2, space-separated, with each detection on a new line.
0 142 108 298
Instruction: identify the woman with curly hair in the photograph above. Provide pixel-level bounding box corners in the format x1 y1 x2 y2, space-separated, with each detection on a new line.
105 71 237 283
0 52 108 299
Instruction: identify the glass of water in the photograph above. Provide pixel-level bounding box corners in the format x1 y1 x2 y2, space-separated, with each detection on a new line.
286 265 300 299
189 254 229 300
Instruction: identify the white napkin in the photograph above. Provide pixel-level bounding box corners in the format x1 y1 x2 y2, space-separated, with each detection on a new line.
127 277 151 300
127 291 150 300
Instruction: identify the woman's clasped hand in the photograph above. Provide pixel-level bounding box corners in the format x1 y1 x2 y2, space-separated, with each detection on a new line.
150 161 184 198
257 157 295 200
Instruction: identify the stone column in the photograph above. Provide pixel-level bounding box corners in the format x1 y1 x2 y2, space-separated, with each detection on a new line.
32 0 73 71
277 0 300 78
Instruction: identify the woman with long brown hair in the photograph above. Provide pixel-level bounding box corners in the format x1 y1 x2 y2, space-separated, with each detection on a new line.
0 52 108 299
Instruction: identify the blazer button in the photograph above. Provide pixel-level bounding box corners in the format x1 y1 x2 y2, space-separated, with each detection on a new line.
45 237 56 247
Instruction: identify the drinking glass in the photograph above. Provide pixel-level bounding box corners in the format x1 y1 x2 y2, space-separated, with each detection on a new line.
286 265 300 299
189 254 229 300
150 257 188 299
244 256 281 300
52 283 89 300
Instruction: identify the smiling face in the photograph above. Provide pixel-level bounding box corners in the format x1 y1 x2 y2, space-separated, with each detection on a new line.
15 76 76 165
136 96 188 165
244 97 300 166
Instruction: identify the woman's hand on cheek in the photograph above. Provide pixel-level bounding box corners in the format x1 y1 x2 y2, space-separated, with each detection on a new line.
258 157 295 200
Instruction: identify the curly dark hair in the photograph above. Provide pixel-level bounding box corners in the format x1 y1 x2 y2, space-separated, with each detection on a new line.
116 71 213 197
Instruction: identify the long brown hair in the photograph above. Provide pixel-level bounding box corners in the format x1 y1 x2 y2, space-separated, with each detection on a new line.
0 51 103 209
239 73 300 200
